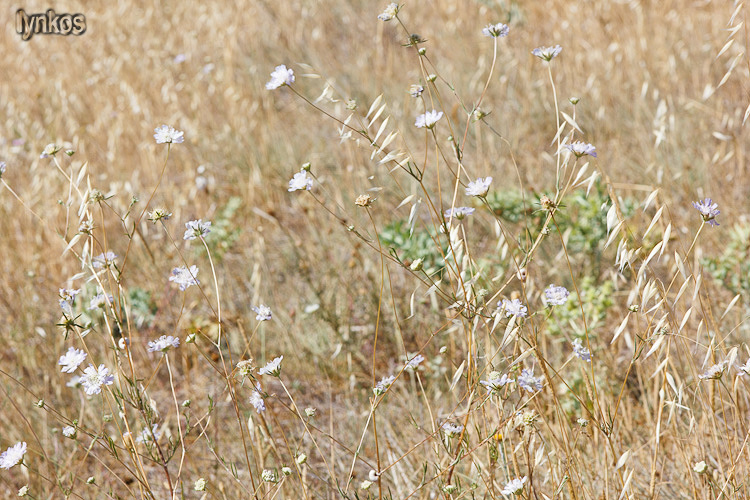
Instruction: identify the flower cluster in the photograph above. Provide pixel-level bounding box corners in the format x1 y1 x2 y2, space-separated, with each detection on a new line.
482 22 509 38
692 198 719 227
259 356 283 377
183 219 212 240
81 364 115 395
517 368 543 393
153 125 184 144
378 3 399 21
252 304 272 321
571 338 591 362
373 375 396 395
415 110 443 129
532 45 562 61
147 335 180 353
169 265 200 291
499 298 527 318
266 65 295 90
288 170 313 192
544 284 570 306
563 141 597 158
465 177 492 197
59 347 87 373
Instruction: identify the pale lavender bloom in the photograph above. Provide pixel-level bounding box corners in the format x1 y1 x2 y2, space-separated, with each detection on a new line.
135 424 161 444
288 170 313 191
62 426 76 438
444 207 475 220
40 143 60 158
480 374 512 393
373 374 396 395
571 338 591 362
737 358 750 376
563 141 597 158
517 368 543 393
259 356 284 377
532 45 562 61
0 442 27 469
266 64 295 90
173 53 187 64
93 251 118 269
699 361 727 380
441 422 464 437
252 304 272 321
415 110 444 129
183 219 212 240
545 284 570 306
249 383 266 413
409 84 424 98
58 347 87 373
169 265 200 291
59 288 81 301
0 161 6 177
501 476 527 496
378 3 399 21
81 364 115 395
692 198 720 227
465 176 492 197
147 335 180 353
88 293 113 310
153 125 184 144
67 375 82 388
405 354 425 370
499 298 527 318
482 23 509 38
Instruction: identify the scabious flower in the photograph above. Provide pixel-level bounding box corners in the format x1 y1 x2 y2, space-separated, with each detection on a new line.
81 364 115 395
699 361 727 380
444 207 475 220
415 110 444 129
266 64 295 90
194 478 207 491
571 338 591 362
409 84 424 98
0 442 27 469
135 424 161 444
147 335 180 353
261 469 277 483
405 354 425 370
288 170 313 191
40 143 60 158
465 177 492 197
693 461 708 474
692 198 720 227
517 368 543 393
169 265 200 291
153 125 184 144
532 45 562 61
482 22 509 38
481 373 512 393
259 356 283 377
92 251 118 269
373 375 396 395
499 298 527 318
148 208 172 223
62 426 76 438
249 383 266 413
544 284 570 306
501 476 527 496
183 219 211 240
88 293 113 310
563 141 597 158
737 358 750 375
252 304 272 321
58 347 87 373
378 2 399 21
441 422 464 437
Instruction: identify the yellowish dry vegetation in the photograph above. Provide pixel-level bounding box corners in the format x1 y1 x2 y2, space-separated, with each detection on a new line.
1 1 750 499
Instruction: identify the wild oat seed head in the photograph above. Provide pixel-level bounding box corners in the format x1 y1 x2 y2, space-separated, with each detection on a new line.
153 125 184 144
415 110 444 129
532 45 562 61
482 22 509 38
465 176 492 197
266 64 295 90
692 198 720 226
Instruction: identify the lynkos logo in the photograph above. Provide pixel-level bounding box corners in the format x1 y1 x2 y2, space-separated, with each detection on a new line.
16 9 86 41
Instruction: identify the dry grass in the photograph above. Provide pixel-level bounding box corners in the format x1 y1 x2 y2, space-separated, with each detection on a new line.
1 0 750 498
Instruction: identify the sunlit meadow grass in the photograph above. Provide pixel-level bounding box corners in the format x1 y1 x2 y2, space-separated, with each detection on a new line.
1 1 750 498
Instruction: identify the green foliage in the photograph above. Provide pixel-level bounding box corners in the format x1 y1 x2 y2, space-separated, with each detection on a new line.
204 196 243 259
379 219 446 274
703 224 750 296
127 287 156 329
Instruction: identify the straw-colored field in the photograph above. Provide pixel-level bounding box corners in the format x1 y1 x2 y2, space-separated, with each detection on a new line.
2 1 750 498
